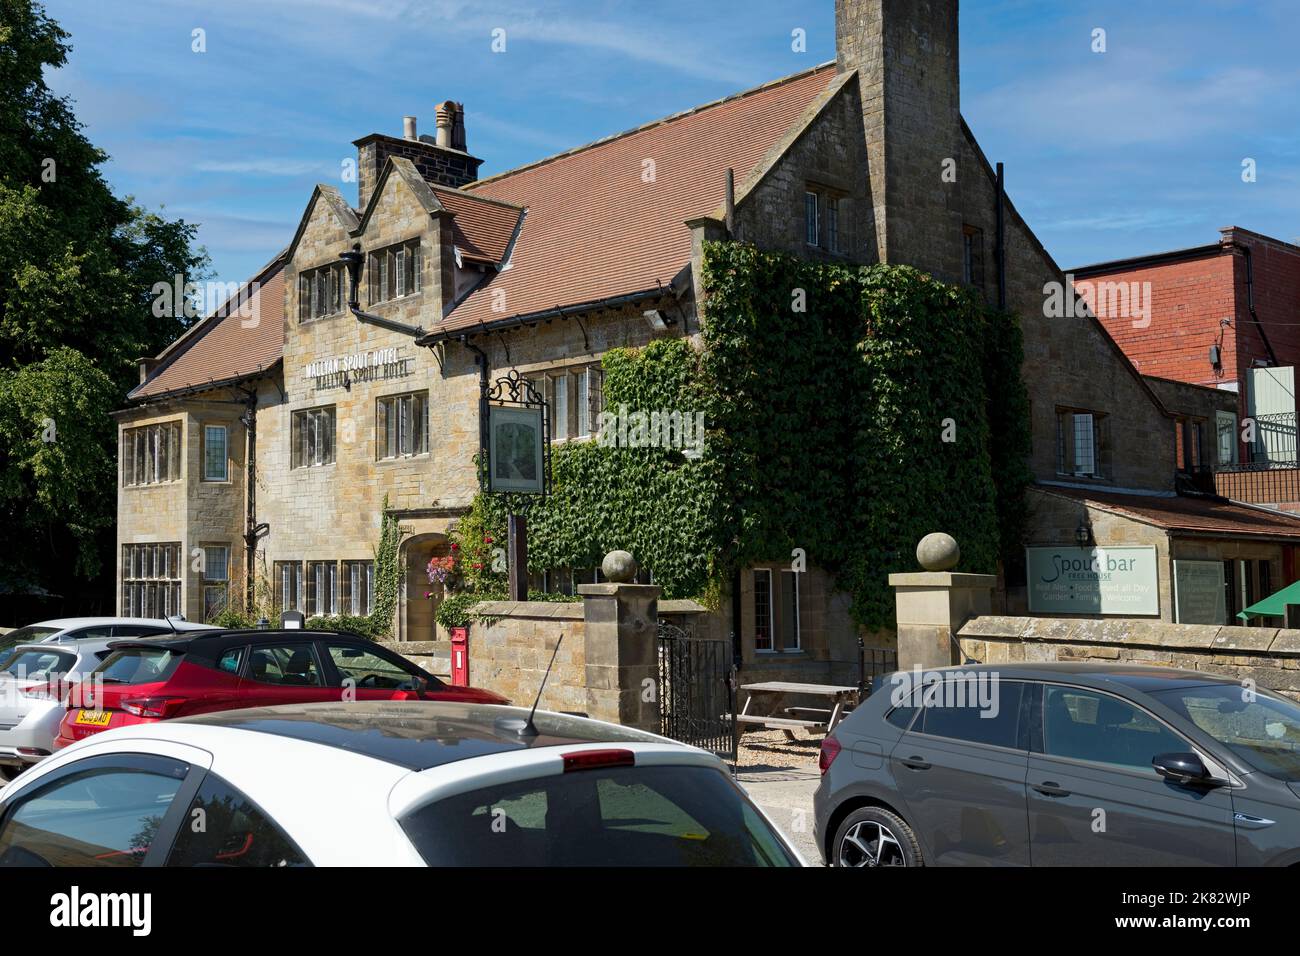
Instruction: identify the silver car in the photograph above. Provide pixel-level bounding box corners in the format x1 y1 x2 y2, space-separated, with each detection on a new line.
0 617 215 671
0 639 116 782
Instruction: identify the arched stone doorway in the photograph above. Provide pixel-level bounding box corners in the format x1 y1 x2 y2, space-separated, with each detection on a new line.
399 532 451 643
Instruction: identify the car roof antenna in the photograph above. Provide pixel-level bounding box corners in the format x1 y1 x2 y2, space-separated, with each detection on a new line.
509 631 565 739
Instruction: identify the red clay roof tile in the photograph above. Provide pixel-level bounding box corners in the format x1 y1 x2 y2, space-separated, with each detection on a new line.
430 63 838 335
131 263 284 400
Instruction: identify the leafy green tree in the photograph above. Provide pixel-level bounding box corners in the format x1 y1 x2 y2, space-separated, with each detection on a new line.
0 0 208 598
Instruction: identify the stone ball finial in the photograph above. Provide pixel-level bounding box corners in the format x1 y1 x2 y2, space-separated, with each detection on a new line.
916 533 960 571
601 550 638 583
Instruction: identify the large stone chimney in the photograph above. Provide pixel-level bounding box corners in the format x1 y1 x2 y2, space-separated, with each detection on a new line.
354 105 482 208
836 0 965 282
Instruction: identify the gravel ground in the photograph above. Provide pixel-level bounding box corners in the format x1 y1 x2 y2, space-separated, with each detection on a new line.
735 728 823 769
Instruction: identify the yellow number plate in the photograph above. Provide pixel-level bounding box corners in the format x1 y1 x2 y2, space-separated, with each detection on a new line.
74 710 113 727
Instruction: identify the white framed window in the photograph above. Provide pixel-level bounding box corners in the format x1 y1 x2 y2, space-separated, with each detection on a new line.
804 191 819 246
530 365 603 442
298 263 344 322
341 561 374 616
753 569 774 652
376 391 429 459
1057 408 1105 479
122 422 182 486
202 545 229 621
1216 410 1238 465
368 239 422 305
826 197 840 254
203 425 228 481
292 406 336 468
306 561 337 617
121 543 182 618
275 561 303 612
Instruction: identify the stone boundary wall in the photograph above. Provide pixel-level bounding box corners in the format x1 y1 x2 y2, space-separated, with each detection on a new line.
379 640 451 678
958 616 1300 699
466 601 587 713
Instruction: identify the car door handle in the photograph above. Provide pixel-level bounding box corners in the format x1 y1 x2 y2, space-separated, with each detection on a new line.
1234 812 1275 829
898 755 931 770
1032 781 1070 797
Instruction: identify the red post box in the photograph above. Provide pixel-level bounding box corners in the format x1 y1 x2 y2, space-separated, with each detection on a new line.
450 626 469 687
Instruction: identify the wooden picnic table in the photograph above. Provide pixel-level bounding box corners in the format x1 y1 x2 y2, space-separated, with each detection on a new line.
737 681 861 736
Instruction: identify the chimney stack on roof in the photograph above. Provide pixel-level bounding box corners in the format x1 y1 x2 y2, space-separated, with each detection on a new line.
353 103 482 207
435 101 467 151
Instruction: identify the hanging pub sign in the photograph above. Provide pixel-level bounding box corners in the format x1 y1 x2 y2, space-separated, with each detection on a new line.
482 369 550 496
1026 545 1160 616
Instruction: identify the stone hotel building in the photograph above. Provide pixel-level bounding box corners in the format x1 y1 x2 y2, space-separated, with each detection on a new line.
116 0 1300 672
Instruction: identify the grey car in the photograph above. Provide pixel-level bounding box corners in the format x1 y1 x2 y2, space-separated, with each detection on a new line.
0 639 117 782
813 661 1300 866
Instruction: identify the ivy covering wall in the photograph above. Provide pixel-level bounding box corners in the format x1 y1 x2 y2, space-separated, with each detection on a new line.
454 241 1031 631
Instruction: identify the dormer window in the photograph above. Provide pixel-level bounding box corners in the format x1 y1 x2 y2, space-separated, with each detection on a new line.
368 239 422 305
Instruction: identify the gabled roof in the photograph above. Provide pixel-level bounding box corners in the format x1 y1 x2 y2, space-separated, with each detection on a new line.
129 255 285 402
422 62 839 339
356 156 444 234
430 185 524 265
285 184 359 263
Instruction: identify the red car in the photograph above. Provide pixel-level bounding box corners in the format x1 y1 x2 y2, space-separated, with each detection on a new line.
55 629 507 749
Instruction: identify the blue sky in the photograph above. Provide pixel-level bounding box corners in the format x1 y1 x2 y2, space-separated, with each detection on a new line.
45 0 1300 291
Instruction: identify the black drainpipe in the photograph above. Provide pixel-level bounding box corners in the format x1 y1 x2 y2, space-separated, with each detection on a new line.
1230 241 1278 367
239 390 269 611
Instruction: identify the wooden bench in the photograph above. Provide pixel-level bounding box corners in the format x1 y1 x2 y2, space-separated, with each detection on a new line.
735 714 826 731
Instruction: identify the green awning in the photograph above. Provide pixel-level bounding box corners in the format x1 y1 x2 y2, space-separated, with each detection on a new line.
1236 579 1300 620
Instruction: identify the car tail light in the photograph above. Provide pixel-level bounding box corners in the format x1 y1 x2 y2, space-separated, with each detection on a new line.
561 749 635 772
20 682 60 701
120 697 187 719
819 736 842 774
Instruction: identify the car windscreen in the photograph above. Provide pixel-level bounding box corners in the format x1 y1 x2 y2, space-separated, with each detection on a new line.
0 626 61 665
1151 684 1300 781
93 647 184 686
400 764 797 867
0 648 76 681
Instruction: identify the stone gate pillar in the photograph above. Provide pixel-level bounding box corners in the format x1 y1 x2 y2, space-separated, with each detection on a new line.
578 550 661 731
888 533 995 671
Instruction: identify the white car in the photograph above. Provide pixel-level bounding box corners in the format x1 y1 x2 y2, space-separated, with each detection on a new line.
0 701 804 867
0 618 215 668
0 638 118 781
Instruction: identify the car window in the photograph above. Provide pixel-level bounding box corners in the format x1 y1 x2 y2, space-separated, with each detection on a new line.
0 649 75 680
111 625 170 638
1043 685 1187 770
68 626 116 641
217 647 245 675
246 645 322 687
400 765 797 867
95 647 183 686
166 774 307 867
323 642 420 690
913 680 1023 749
1151 684 1300 781
0 761 188 867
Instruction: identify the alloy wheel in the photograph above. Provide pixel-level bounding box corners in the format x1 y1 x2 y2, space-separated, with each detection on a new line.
838 819 907 867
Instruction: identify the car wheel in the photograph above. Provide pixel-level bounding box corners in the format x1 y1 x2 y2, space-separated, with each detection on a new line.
833 807 923 868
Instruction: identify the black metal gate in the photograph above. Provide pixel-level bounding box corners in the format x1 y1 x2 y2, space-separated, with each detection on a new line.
656 621 736 758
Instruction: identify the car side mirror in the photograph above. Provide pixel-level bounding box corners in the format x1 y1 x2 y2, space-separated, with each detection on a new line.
1152 752 1221 787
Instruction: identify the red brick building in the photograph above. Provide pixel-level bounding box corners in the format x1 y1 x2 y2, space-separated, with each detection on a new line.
1075 228 1300 510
